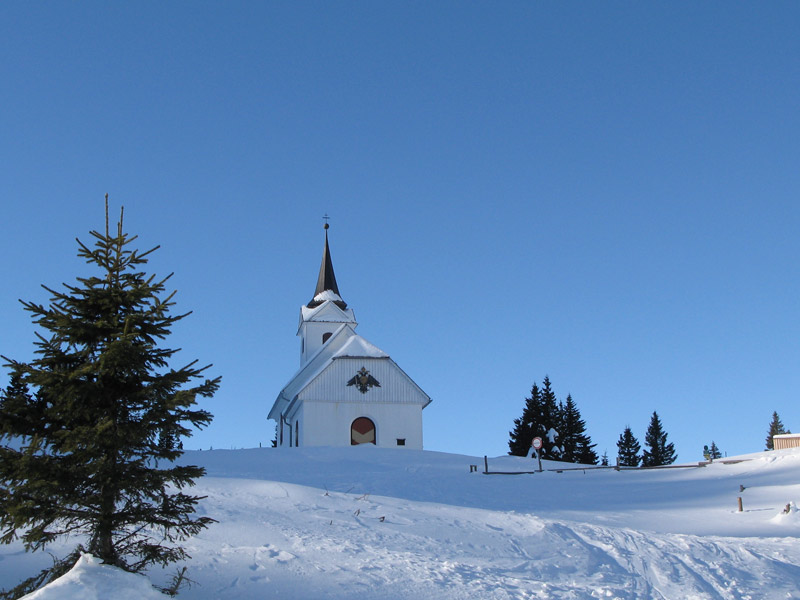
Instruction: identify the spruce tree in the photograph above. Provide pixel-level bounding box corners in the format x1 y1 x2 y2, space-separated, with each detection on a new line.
600 450 609 467
508 383 541 456
616 426 641 467
0 199 220 596
538 376 562 459
641 411 676 466
560 394 598 464
709 441 722 459
765 411 787 450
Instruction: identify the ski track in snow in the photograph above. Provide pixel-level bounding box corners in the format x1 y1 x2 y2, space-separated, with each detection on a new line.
3 447 800 599
177 476 800 599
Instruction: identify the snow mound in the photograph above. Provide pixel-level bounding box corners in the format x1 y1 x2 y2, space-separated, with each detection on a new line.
770 501 800 524
21 554 165 600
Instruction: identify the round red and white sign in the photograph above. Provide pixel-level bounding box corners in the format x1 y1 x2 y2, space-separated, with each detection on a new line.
532 437 543 450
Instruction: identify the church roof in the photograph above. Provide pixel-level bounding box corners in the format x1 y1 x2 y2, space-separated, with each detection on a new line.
269 319 431 422
334 335 388 359
269 324 394 421
308 225 347 309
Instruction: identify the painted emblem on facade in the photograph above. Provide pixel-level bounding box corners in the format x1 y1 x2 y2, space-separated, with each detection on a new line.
347 367 381 394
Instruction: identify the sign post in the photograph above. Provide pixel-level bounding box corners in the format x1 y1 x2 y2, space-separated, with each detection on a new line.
532 437 543 472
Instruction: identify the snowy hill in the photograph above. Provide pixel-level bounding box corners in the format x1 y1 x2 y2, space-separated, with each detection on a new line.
3 447 800 599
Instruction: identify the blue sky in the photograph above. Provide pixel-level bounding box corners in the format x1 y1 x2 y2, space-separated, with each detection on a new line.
2 2 798 460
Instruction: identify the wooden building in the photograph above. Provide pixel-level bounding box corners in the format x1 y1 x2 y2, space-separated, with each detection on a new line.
269 225 431 449
773 433 800 450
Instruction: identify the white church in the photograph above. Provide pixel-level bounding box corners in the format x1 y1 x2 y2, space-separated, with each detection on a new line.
269 225 431 449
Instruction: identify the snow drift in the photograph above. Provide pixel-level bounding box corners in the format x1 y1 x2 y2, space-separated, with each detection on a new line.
3 446 799 599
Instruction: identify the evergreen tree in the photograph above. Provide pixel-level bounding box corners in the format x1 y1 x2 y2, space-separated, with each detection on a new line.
559 394 598 464
537 376 562 459
765 411 788 450
0 199 220 596
616 426 641 467
508 383 541 456
508 377 592 462
600 450 609 467
709 441 722 460
641 411 676 466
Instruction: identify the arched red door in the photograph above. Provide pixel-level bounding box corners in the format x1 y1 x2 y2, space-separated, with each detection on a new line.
351 417 376 445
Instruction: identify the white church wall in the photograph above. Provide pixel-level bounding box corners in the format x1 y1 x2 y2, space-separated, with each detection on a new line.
299 321 342 365
301 399 423 449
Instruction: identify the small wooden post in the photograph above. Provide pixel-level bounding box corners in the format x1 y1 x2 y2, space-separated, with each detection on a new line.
484 455 489 474
737 497 743 512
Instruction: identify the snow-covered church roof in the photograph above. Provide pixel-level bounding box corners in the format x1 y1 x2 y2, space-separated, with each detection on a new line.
334 335 388 359
269 323 394 421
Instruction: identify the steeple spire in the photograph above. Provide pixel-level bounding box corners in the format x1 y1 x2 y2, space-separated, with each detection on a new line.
308 222 347 309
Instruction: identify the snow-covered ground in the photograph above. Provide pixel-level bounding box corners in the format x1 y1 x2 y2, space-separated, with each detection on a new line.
2 446 799 599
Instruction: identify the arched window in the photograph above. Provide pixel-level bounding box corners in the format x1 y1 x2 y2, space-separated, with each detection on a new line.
351 417 376 445
322 332 332 344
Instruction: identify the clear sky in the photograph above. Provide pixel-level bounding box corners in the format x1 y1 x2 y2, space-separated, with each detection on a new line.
2 2 798 461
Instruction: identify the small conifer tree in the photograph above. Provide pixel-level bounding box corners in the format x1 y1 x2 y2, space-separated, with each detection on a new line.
560 394 598 464
508 383 541 456
709 441 722 460
0 198 220 597
765 411 788 450
641 411 676 466
616 426 641 467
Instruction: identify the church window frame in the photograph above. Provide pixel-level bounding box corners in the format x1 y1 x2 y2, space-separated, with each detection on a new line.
322 332 332 344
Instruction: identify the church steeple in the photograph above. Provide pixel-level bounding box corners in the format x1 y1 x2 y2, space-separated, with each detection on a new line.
307 223 347 310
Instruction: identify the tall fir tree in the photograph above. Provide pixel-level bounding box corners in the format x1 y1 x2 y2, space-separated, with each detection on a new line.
765 411 788 450
537 376 562 459
0 199 220 597
616 426 641 467
508 383 541 456
559 394 598 464
641 411 676 466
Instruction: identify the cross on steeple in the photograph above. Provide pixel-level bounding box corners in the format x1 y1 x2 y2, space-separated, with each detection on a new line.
307 219 347 309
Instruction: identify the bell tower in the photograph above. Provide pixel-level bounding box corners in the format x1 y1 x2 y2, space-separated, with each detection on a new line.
297 223 357 365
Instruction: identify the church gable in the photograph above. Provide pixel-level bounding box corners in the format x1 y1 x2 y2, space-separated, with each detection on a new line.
300 356 430 407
